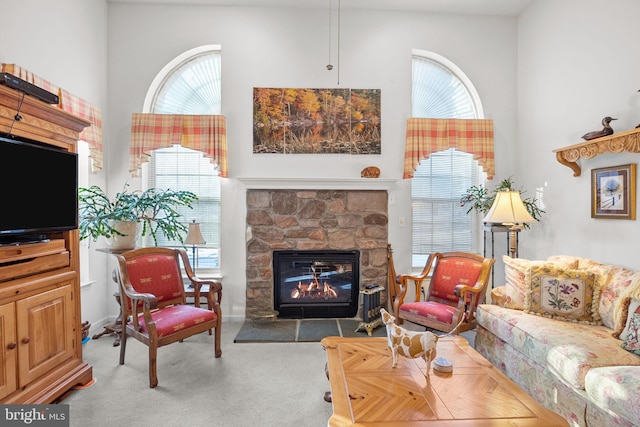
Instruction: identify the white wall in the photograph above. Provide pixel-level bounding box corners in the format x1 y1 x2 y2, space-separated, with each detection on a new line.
518 0 640 269
11 1 634 327
0 0 111 331
106 4 519 320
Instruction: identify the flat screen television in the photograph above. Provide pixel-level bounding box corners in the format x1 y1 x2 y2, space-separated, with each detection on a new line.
0 133 78 244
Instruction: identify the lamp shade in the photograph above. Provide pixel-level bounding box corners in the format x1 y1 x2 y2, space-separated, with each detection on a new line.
184 221 206 245
482 191 535 225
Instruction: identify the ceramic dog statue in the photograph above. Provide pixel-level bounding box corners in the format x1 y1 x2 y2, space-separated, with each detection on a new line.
380 308 438 378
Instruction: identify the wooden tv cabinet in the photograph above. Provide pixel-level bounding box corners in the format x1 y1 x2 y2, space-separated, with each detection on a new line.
0 84 93 403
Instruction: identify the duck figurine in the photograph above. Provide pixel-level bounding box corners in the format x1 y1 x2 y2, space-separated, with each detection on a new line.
582 116 617 141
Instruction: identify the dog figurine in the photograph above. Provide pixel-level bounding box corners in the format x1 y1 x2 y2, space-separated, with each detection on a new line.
380 308 438 378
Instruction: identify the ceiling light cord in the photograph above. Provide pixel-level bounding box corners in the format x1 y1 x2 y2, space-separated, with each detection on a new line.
328 0 332 70
326 0 340 84
337 0 340 85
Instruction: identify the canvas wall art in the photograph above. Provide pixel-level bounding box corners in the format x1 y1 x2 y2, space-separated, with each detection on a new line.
253 87 381 154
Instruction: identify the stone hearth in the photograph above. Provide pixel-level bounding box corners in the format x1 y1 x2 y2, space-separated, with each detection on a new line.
245 189 388 320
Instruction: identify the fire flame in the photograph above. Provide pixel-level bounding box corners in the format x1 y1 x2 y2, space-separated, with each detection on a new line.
291 276 338 300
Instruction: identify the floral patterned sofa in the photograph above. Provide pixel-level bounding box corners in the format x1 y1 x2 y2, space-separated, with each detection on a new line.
474 255 640 427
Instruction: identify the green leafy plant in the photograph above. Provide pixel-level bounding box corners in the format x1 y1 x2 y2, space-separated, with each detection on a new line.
78 184 198 246
459 177 544 228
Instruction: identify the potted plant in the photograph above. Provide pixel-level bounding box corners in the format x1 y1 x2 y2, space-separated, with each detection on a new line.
78 184 198 248
459 177 544 228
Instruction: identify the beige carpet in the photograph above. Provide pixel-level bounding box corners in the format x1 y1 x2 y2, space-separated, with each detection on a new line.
63 320 474 427
63 320 333 427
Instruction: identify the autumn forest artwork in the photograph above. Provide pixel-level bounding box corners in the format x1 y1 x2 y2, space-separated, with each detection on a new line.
253 88 381 154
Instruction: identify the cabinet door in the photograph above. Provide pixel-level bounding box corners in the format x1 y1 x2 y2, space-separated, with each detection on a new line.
0 303 16 400
16 285 74 387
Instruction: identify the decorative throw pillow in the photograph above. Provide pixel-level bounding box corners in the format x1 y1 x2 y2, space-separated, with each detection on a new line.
603 268 640 337
546 255 580 269
503 256 530 309
525 264 601 325
620 299 640 340
621 313 640 355
503 256 562 310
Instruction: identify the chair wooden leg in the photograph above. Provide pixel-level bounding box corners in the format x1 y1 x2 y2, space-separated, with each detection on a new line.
214 322 222 358
119 331 127 365
149 344 158 388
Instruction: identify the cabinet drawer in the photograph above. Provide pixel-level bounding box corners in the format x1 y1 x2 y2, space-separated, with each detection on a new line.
0 252 70 283
0 240 66 263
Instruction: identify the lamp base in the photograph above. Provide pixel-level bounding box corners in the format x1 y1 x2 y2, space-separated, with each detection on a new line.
507 224 523 258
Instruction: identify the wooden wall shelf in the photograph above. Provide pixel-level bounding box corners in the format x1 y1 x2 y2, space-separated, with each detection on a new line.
553 127 640 177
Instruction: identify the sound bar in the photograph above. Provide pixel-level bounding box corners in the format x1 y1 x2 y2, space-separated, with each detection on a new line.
0 73 59 105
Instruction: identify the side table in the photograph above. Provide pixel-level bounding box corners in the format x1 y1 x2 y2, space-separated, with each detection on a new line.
92 247 130 346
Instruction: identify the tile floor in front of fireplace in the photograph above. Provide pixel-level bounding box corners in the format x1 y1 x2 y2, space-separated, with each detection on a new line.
233 317 476 346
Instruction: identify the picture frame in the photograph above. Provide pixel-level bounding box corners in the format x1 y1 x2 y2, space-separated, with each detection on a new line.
591 163 636 220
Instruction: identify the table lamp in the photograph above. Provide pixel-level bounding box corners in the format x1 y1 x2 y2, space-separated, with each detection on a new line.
482 191 535 258
184 220 206 269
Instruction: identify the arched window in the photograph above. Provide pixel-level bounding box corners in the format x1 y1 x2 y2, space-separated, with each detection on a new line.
142 45 222 271
411 50 486 268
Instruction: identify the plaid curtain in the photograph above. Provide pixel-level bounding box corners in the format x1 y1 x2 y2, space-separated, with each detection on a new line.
403 118 494 179
130 113 228 178
1 64 103 172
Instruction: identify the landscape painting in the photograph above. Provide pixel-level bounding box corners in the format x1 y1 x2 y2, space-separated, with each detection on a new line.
253 88 381 154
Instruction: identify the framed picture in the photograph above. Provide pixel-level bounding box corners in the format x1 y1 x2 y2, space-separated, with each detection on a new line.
591 163 636 219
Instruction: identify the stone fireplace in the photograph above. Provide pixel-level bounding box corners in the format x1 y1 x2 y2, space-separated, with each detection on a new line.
245 189 388 320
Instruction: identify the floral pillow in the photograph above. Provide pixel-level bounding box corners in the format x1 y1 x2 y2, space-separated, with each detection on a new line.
605 268 640 337
546 255 580 269
622 312 640 355
503 256 531 309
620 299 640 340
503 256 579 310
525 264 601 325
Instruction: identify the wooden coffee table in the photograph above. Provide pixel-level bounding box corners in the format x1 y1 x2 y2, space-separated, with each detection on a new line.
321 335 568 426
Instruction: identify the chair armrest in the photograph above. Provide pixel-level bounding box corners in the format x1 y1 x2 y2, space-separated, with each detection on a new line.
192 278 222 294
453 283 482 297
119 287 158 331
122 288 158 310
395 253 437 307
453 283 484 322
189 278 223 309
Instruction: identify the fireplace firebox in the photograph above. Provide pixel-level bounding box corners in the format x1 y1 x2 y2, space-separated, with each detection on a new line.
273 250 360 318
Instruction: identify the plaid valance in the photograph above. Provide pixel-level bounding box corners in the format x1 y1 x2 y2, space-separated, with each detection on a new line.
403 118 494 179
130 113 228 178
1 64 103 172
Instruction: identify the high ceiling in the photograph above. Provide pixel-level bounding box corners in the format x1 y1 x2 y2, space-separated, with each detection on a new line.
108 0 534 16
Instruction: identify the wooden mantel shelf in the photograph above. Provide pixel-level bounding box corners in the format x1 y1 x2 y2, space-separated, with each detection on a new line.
553 127 640 177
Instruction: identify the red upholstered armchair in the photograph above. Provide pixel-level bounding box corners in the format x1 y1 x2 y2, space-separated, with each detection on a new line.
391 252 494 334
114 247 222 388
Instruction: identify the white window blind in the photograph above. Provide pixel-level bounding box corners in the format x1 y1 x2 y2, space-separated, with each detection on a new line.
411 149 482 267
145 46 222 270
411 50 485 268
146 145 221 268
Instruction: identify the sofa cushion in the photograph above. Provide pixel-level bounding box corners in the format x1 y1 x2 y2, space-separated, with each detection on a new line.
476 304 640 389
620 299 640 341
621 312 640 356
585 366 640 425
502 256 532 309
503 255 581 310
546 255 580 269
602 267 640 336
525 264 601 325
